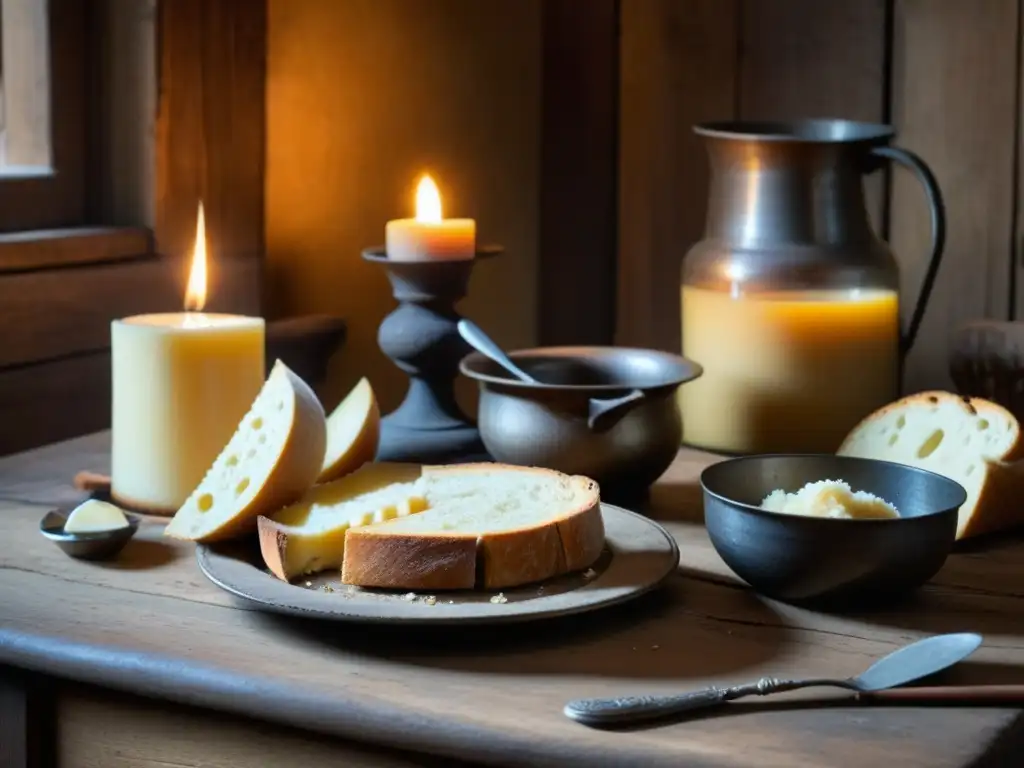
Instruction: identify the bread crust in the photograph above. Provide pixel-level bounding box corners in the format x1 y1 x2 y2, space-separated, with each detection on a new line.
257 517 292 581
962 459 1024 539
340 464 604 590
164 362 327 542
342 533 478 589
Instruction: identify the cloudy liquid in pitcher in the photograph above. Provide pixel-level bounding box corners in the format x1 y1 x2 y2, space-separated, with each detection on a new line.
679 286 900 454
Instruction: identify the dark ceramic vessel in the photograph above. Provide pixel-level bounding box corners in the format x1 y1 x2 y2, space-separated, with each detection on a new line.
364 246 500 463
700 454 967 608
460 346 702 490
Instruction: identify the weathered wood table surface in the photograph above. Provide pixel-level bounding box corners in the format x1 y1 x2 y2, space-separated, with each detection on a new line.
1 433 1023 767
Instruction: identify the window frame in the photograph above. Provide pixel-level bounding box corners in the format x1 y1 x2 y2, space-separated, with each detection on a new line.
0 0 87 231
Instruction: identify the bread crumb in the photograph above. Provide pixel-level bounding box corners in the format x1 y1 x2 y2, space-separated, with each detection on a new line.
321 584 335 593
402 592 417 602
304 580 313 588
424 595 437 606
583 568 597 579
490 593 508 604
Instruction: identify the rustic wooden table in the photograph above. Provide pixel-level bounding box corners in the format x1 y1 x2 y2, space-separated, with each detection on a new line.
1 433 1023 767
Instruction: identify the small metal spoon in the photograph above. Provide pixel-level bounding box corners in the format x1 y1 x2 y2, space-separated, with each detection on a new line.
564 632 983 727
457 319 538 384
39 508 140 561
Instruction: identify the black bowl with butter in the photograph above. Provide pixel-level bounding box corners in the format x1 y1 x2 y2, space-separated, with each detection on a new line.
700 454 968 608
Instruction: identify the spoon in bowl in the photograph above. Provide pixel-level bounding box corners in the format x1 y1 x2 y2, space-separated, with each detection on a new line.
457 318 648 431
564 632 983 727
457 319 538 383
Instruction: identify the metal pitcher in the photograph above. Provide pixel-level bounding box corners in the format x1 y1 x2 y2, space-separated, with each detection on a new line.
679 119 946 455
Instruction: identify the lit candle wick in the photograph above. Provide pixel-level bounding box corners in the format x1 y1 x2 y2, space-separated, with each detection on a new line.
185 201 208 313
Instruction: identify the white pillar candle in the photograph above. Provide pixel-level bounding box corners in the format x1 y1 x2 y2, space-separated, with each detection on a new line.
385 174 476 261
110 312 265 514
110 202 266 514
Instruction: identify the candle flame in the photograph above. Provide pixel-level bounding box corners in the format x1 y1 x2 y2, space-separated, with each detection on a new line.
184 201 207 312
414 174 443 223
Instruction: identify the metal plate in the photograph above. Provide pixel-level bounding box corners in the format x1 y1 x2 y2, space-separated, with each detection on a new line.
195 504 679 625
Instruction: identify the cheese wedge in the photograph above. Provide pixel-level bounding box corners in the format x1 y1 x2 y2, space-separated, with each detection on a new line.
164 360 327 542
258 462 427 581
317 377 380 483
838 390 1024 539
342 463 604 590
64 499 130 533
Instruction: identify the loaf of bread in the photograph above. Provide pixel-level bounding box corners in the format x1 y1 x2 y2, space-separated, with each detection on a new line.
318 377 380 484
341 463 604 590
164 361 327 542
258 463 427 581
837 390 1024 540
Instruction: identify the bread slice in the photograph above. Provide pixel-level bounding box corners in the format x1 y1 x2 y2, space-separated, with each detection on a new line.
317 377 380 484
341 464 604 590
258 462 427 581
164 360 327 542
837 390 1024 539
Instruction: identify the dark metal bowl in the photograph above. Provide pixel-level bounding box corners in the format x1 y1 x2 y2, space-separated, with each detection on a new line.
700 454 967 608
460 346 702 490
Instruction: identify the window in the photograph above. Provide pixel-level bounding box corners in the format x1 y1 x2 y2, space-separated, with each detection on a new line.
0 0 86 231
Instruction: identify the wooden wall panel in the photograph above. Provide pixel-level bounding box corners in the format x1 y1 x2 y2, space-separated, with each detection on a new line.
0 355 111 458
156 0 267 293
890 0 1019 392
538 0 618 346
616 0 739 352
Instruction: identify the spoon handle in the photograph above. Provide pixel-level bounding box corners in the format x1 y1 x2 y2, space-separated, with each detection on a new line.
563 677 824 726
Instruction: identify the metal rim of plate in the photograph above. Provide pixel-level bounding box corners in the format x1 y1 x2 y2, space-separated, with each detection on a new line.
194 504 679 626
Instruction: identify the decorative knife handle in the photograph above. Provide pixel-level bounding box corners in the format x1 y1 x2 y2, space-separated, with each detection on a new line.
563 678 804 726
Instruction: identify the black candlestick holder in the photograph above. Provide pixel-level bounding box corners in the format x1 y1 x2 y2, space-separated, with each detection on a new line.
363 245 502 463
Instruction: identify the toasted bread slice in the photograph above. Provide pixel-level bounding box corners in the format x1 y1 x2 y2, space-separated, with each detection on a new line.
164 361 326 542
341 463 603 590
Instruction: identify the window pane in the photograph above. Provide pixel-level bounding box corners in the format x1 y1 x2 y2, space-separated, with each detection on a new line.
0 0 52 174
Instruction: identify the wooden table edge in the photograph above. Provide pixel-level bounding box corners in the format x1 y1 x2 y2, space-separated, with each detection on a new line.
0 627 725 768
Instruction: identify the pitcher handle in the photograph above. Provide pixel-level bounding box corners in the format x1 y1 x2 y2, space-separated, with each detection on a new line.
870 145 947 357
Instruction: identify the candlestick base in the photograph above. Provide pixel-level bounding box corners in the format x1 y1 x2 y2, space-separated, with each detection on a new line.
363 245 501 464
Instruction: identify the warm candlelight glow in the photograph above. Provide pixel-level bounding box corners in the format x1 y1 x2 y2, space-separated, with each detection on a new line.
184 201 208 312
414 174 443 223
